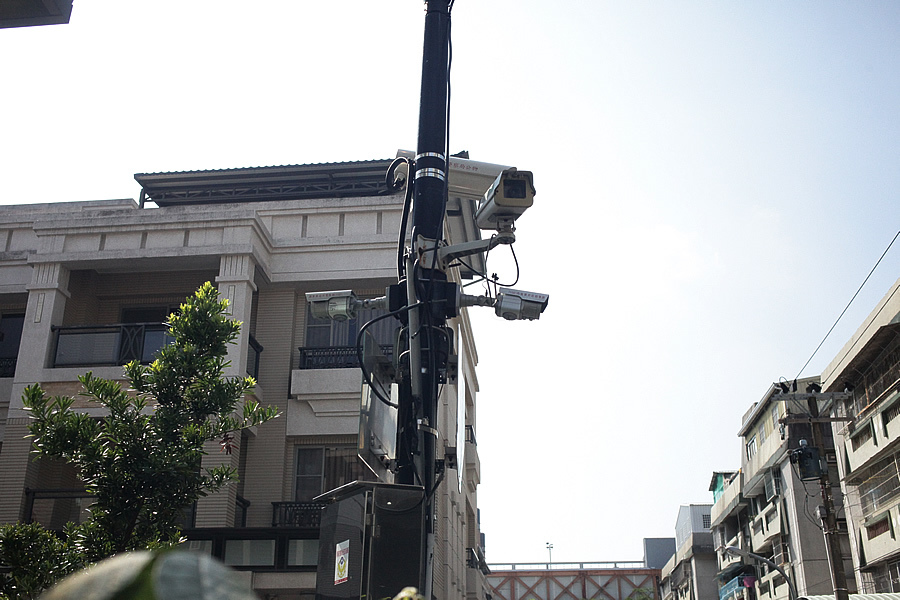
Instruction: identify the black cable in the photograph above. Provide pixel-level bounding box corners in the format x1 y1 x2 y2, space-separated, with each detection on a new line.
386 157 415 280
356 302 424 409
796 229 900 380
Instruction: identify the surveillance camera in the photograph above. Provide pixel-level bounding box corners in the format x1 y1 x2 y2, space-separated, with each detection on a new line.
474 168 535 230
305 290 359 321
495 288 549 321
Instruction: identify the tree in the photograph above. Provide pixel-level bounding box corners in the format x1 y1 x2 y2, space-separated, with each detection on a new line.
0 523 82 600
22 281 277 562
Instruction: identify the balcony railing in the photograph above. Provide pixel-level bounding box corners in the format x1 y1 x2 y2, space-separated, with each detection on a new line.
298 345 392 370
53 323 170 367
182 527 319 570
719 575 754 600
271 501 325 528
53 323 261 376
0 356 16 378
858 457 900 516
24 488 94 530
25 488 198 530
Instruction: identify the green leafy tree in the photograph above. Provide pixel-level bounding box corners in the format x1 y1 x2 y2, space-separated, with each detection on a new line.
22 281 277 563
0 523 83 600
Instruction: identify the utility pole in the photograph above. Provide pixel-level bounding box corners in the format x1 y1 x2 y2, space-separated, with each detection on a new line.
806 389 850 600
782 388 852 600
408 1 452 596
308 5 548 598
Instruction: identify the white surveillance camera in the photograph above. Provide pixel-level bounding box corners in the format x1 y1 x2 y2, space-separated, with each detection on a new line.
305 290 359 321
495 288 549 321
474 168 535 230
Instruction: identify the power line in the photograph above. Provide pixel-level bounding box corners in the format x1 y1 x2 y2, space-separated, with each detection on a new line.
795 230 900 380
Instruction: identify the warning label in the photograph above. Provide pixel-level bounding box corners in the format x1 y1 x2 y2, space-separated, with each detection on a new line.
334 540 350 585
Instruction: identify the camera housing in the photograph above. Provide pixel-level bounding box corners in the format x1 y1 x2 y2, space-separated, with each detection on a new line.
474 168 535 230
495 288 549 321
306 290 359 321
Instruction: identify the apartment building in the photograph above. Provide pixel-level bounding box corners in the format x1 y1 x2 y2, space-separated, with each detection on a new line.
709 379 856 600
822 275 900 593
659 505 717 600
0 154 501 600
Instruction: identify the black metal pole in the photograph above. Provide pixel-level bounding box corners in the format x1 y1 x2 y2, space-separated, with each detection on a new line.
408 1 451 596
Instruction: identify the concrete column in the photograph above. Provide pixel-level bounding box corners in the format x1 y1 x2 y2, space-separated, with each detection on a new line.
0 262 70 522
193 255 257 528
215 254 257 378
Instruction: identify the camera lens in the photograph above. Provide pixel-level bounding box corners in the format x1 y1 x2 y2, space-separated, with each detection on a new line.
503 179 527 199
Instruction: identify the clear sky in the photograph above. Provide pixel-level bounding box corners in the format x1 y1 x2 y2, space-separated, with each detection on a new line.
2 1 900 564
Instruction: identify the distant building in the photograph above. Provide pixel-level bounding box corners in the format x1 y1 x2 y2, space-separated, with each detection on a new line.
659 505 717 600
709 379 856 600
645 538 677 570
823 275 900 593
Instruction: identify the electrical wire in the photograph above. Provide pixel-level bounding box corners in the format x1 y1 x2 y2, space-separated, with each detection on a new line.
356 302 424 409
386 157 415 280
794 229 900 380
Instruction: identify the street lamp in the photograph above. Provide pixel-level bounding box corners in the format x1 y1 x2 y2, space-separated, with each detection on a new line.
722 546 798 600
546 542 553 565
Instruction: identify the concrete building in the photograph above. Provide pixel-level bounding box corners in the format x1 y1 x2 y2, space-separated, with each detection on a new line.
0 153 503 600
709 379 856 600
659 505 717 600
822 275 900 593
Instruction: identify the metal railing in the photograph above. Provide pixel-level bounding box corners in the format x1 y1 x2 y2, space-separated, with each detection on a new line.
271 502 325 528
487 561 648 571
0 357 16 378
181 527 319 570
52 323 170 367
858 457 900 516
298 345 392 370
24 488 94 529
52 323 262 377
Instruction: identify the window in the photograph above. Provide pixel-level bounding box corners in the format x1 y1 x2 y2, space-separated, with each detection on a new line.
867 516 891 540
294 447 367 501
300 302 399 369
852 422 874 451
305 304 397 349
0 313 24 377
746 436 758 460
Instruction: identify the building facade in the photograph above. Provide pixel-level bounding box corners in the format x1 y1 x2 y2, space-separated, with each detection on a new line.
0 154 502 600
659 505 717 600
710 379 856 600
823 275 900 593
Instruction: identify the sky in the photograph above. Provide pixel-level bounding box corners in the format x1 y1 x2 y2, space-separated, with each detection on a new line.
2 1 900 565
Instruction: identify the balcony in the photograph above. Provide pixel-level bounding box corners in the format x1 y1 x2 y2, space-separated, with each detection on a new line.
182 527 319 572
53 323 170 367
712 471 744 527
271 502 325 528
719 576 754 600
52 323 261 376
25 488 197 530
297 345 392 370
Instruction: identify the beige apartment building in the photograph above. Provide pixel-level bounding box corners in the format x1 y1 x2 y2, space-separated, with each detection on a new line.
0 154 500 600
709 379 856 600
822 275 900 593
